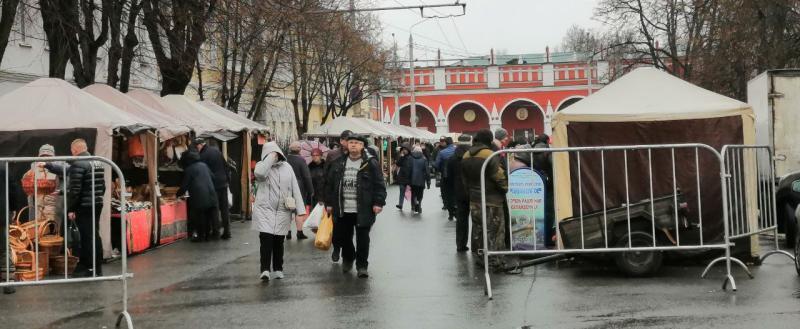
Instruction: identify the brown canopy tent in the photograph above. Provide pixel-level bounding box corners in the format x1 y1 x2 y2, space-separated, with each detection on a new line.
551 67 756 247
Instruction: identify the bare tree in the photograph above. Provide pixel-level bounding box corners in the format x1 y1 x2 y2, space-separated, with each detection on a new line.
0 0 20 68
207 0 289 116
106 0 142 91
39 0 111 87
141 0 216 95
317 12 387 123
594 0 800 100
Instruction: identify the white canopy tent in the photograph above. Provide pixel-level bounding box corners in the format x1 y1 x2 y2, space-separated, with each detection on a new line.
85 84 191 140
198 100 270 134
0 78 153 258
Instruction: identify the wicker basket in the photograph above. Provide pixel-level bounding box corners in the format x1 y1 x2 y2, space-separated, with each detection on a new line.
14 250 49 274
38 220 64 251
21 167 58 195
15 267 46 281
8 225 30 251
50 250 79 276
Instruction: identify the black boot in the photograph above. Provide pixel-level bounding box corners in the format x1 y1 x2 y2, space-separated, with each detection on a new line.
286 231 292 240
296 231 308 240
331 246 341 262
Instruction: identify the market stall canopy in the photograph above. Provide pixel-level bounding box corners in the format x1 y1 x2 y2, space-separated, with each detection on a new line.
305 116 391 138
553 67 751 123
198 100 270 134
0 78 149 135
161 94 248 136
550 67 755 245
354 118 405 138
84 84 191 140
392 124 438 141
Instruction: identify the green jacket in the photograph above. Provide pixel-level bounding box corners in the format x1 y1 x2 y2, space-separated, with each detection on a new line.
461 144 507 206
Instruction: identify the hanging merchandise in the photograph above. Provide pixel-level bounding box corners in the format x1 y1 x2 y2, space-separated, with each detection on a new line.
128 135 145 158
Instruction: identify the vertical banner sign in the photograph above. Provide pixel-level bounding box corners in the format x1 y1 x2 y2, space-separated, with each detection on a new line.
507 166 546 250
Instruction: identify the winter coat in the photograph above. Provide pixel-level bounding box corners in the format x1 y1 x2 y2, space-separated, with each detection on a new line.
448 145 470 203
252 142 307 235
395 153 411 185
325 151 387 227
461 143 507 206
287 153 314 206
66 151 106 210
308 159 326 205
177 151 219 210
434 144 456 177
408 151 430 188
199 145 229 190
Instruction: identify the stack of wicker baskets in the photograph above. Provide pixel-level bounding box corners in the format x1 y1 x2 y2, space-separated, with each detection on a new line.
7 206 78 280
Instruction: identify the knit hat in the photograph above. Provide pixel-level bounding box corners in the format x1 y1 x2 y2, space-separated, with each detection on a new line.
494 128 509 141
38 144 55 157
456 134 472 146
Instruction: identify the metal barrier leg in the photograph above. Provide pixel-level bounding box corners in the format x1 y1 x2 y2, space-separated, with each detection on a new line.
484 267 493 299
116 311 134 329
701 256 753 280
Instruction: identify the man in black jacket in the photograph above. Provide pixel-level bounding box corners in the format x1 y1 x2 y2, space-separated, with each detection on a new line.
178 150 219 242
325 134 386 278
448 134 472 252
195 139 230 239
67 139 106 277
286 141 313 240
324 130 352 263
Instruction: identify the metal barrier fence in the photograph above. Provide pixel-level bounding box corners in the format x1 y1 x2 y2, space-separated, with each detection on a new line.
701 145 796 278
479 143 745 299
1 156 133 328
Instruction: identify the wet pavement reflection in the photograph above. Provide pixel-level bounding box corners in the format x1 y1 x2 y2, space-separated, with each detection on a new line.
2 186 799 328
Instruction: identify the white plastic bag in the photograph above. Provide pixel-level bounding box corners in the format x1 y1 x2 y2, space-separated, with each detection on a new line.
303 204 324 230
227 188 233 208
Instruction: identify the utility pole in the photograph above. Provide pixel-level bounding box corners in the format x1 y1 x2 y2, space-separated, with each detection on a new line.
409 34 417 128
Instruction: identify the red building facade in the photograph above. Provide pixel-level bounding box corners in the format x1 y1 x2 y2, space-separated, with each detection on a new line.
381 53 610 139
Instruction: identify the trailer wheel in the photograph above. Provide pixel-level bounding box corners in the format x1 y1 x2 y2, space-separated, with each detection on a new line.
614 232 663 277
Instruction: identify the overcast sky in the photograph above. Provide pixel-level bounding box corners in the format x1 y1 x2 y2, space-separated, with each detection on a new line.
373 0 601 60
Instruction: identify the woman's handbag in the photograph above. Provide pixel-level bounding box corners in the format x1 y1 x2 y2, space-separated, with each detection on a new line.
284 195 296 211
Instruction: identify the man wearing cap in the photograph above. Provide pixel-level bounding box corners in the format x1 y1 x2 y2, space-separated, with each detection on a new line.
435 137 457 220
448 135 472 252
323 130 352 262
194 138 230 239
325 134 386 278
286 141 313 240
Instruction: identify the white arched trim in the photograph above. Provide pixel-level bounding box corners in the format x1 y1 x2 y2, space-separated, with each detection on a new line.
446 100 491 122
498 98 546 119
556 96 585 112
393 102 437 123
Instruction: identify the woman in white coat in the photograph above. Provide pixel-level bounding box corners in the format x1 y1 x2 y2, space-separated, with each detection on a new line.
253 142 307 281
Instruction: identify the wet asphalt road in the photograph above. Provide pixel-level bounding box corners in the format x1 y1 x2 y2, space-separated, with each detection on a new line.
2 186 800 329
